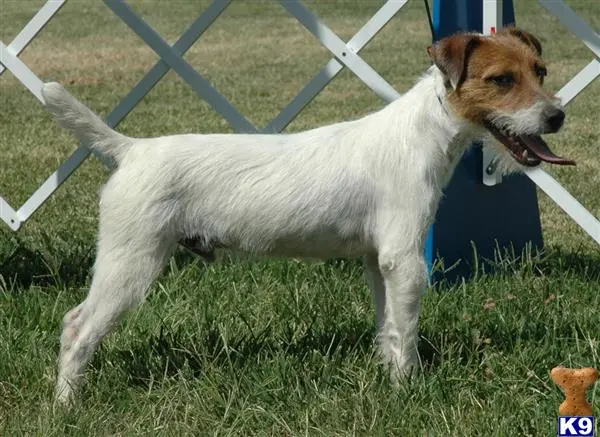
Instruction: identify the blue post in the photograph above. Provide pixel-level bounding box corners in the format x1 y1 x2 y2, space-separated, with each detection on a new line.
426 0 543 282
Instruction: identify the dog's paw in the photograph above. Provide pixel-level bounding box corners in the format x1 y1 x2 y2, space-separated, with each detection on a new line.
54 380 76 409
383 348 420 386
389 361 420 386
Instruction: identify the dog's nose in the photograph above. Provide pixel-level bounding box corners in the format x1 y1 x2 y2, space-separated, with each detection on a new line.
546 108 565 133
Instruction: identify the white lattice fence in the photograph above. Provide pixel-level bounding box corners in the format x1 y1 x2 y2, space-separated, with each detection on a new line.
525 0 600 244
0 0 407 231
0 0 599 248
479 0 600 245
0 0 66 230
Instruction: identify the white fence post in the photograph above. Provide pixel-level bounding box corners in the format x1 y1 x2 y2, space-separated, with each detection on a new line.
482 0 504 186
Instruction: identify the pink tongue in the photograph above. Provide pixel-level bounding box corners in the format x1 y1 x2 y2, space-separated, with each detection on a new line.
520 135 576 166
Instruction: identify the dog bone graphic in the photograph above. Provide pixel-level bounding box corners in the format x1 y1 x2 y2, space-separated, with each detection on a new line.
551 367 598 416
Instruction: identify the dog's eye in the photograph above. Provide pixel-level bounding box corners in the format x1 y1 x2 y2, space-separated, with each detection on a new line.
535 65 547 84
535 65 547 77
489 74 515 88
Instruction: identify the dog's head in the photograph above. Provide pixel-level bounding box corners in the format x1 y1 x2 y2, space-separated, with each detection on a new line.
427 27 574 168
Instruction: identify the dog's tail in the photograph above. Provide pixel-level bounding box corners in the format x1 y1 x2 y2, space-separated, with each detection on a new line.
41 82 132 164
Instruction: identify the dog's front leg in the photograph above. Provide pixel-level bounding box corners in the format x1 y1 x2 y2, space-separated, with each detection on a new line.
364 248 426 382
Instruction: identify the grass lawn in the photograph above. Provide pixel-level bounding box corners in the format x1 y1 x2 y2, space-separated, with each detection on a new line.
1 1 599 435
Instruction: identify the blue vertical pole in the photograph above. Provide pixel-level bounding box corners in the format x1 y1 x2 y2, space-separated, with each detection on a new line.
426 0 543 282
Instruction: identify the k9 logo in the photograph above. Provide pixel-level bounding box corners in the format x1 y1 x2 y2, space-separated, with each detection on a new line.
558 417 595 437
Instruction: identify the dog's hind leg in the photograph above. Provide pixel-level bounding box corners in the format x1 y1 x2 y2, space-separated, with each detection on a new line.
55 230 176 405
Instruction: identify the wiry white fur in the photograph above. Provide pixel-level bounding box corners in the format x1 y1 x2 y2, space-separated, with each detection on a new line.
485 98 564 175
489 99 564 137
42 66 484 405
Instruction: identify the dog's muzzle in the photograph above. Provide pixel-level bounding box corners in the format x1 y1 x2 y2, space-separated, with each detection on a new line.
484 119 575 167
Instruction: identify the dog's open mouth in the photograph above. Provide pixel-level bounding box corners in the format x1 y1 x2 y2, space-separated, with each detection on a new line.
484 122 575 167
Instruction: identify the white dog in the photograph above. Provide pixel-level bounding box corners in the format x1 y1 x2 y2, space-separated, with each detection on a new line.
42 28 572 405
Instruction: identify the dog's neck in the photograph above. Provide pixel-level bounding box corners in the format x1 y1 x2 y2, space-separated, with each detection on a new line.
436 77 453 119
427 65 478 145
403 66 482 183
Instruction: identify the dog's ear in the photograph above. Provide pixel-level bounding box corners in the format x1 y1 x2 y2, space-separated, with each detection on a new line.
500 27 542 56
427 34 481 91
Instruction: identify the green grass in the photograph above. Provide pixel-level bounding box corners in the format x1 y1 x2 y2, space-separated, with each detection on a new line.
1 1 599 435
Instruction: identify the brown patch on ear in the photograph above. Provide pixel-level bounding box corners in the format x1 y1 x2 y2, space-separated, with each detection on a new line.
501 27 543 56
428 34 481 91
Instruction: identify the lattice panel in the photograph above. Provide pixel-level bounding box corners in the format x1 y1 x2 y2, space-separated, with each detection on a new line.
0 0 407 231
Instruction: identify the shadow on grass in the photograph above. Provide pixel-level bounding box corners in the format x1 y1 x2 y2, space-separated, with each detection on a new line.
0 244 94 289
537 246 600 281
82 248 600 389
419 311 591 376
108 323 455 389
92 299 587 391
432 245 600 287
0 239 209 291
110 320 378 389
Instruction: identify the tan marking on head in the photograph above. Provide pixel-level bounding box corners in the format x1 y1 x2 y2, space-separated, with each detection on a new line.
428 28 553 126
499 27 542 56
